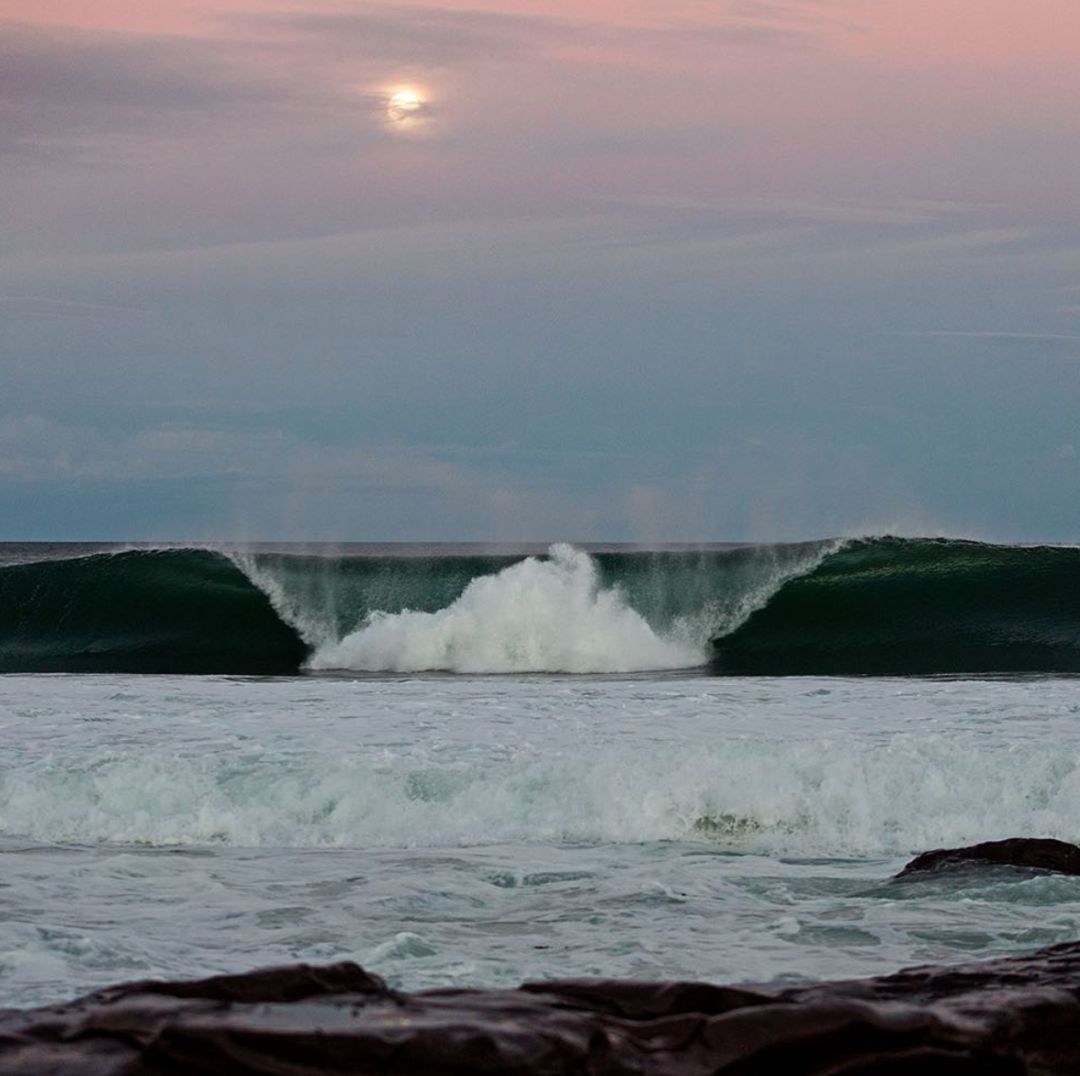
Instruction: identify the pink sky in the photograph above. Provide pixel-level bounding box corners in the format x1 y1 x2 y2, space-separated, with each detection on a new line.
2 0 1080 539
10 0 1080 59
4 0 1078 232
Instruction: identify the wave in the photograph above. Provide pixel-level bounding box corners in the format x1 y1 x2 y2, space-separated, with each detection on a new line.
2 537 1080 675
2 731 1077 853
0 548 306 674
716 537 1080 675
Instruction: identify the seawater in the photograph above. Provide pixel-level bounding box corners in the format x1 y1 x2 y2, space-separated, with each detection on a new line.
3 670 1080 1009
5 538 1080 675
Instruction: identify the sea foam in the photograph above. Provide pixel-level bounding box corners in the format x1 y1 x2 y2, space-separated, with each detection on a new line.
307 545 704 673
4 723 1080 854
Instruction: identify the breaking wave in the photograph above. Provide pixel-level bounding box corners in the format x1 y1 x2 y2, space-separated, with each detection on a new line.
306 545 701 673
3 537 1080 675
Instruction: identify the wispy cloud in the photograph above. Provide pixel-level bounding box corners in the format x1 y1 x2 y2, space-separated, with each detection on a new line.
240 0 839 61
0 295 146 319
0 21 301 160
611 194 972 226
888 330 1080 358
896 331 1080 342
238 4 586 65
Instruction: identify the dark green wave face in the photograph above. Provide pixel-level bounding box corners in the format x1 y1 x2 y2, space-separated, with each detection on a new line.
0 550 307 674
3 538 1080 675
714 537 1080 675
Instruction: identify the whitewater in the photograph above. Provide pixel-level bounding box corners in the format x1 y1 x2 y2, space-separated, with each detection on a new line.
3 540 1080 1010
303 545 706 672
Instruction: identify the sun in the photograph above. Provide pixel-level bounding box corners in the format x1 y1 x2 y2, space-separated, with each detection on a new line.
386 87 426 126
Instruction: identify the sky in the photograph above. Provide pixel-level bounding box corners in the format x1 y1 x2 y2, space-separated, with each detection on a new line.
2 0 1080 541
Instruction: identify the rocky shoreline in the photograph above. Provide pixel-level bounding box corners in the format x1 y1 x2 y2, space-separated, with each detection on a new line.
3 839 1079 1074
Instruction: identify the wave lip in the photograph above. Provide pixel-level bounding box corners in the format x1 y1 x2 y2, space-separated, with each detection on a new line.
307 544 704 673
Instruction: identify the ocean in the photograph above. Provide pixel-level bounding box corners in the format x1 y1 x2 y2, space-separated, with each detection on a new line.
2 538 1080 1010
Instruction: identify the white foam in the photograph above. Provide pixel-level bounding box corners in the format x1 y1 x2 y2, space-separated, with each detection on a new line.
4 732 1080 855
307 545 704 673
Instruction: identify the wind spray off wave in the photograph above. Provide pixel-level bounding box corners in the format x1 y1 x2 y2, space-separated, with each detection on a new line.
308 545 704 673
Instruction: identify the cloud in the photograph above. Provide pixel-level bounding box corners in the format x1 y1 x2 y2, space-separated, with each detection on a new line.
0 415 86 481
611 194 970 226
888 330 1080 359
0 23 260 110
0 19 394 164
0 4 614 170
0 411 493 495
896 331 1080 342
0 21 297 160
0 411 620 539
242 0 834 67
240 4 585 66
648 0 859 50
0 294 147 322
0 415 287 482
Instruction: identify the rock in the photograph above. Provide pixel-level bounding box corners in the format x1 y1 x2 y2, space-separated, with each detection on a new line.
4 942 1080 1073
896 837 1080 879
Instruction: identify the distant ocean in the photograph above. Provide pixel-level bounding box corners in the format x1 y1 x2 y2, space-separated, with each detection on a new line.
2 538 1080 1008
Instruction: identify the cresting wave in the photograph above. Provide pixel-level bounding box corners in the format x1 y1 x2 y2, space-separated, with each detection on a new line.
3 537 1080 675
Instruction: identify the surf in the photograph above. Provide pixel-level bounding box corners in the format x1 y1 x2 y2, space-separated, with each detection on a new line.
3 537 1080 675
3 717 1077 853
306 545 703 673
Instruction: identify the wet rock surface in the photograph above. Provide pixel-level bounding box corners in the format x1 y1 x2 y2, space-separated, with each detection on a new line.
3 942 1080 1074
897 837 1080 879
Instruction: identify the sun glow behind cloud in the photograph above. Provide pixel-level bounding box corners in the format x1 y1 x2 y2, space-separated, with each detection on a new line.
384 85 429 132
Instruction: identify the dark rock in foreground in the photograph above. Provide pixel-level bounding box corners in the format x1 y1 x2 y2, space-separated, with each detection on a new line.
897 837 1080 879
5 943 1080 1073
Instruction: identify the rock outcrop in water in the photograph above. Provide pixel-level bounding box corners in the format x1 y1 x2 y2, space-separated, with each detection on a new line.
897 836 1080 879
4 942 1080 1074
